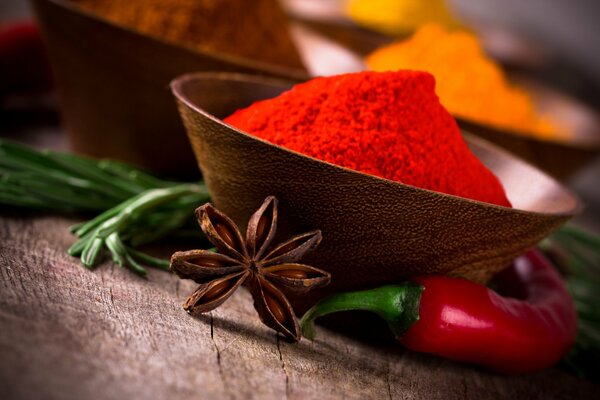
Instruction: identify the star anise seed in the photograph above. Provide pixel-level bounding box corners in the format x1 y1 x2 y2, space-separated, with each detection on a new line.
170 196 331 342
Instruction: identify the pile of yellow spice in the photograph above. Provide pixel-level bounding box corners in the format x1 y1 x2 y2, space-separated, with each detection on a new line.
347 0 461 35
367 24 565 139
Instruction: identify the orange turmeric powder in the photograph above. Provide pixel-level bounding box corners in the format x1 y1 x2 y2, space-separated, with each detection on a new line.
366 24 564 139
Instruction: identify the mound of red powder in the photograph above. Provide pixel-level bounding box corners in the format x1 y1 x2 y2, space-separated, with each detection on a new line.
224 70 511 207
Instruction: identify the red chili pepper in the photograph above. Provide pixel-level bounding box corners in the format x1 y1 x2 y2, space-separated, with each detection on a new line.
300 250 578 374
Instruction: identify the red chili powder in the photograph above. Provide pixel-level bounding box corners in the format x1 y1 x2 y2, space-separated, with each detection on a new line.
224 70 511 207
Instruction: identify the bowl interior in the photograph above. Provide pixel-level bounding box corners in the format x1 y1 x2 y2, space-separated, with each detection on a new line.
172 72 580 310
32 0 308 177
175 73 578 216
56 0 309 78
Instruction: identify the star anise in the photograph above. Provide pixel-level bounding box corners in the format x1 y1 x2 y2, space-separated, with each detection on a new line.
170 196 331 342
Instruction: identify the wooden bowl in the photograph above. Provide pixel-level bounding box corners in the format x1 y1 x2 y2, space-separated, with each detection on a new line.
31 0 308 178
171 72 580 311
455 79 600 181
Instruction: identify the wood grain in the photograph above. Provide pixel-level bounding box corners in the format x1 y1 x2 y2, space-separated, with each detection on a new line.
31 0 307 177
172 73 579 312
0 214 597 400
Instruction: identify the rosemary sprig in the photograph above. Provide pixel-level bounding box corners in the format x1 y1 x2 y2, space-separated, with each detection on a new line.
541 224 600 382
0 139 210 275
68 183 209 276
0 139 178 211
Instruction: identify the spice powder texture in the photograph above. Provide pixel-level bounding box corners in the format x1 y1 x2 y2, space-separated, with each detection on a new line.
366 24 562 139
224 71 511 207
70 0 305 70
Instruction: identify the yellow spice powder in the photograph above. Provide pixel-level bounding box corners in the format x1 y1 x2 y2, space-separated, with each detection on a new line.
347 0 462 36
366 24 563 138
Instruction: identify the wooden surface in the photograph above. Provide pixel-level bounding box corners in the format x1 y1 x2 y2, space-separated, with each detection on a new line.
0 120 598 399
1 103 599 400
0 214 598 400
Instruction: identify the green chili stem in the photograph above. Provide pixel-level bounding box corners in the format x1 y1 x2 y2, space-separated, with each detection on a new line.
300 284 423 340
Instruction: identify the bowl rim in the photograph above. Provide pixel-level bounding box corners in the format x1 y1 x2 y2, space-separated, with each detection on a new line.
39 0 309 82
171 71 582 219
455 113 600 150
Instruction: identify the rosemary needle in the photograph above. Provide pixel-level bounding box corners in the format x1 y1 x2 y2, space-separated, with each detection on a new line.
68 183 210 274
0 139 210 274
543 224 600 382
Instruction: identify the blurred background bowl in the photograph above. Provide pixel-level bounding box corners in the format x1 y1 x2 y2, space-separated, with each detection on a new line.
171 72 580 310
31 0 308 178
456 77 600 180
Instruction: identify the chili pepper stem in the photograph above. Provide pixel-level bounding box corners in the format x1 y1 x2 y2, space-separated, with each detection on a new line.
300 283 423 340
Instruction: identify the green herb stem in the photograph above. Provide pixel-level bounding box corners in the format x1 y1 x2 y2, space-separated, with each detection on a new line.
97 159 178 189
44 151 144 197
544 224 600 382
69 183 209 274
0 139 145 211
0 139 211 275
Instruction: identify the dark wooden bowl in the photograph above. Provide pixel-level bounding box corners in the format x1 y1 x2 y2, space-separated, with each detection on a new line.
171 72 580 311
31 0 308 178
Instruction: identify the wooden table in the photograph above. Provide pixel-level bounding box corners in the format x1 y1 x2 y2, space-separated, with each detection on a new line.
1 106 599 399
